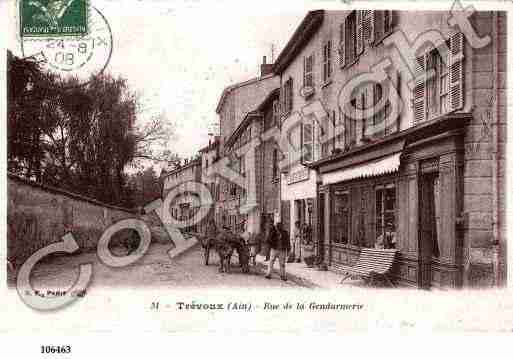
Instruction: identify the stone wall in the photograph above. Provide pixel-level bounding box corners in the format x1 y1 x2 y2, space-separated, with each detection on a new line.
7 174 168 269
464 11 507 287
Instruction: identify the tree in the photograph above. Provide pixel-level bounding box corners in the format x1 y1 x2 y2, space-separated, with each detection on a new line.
7 50 59 181
7 51 178 206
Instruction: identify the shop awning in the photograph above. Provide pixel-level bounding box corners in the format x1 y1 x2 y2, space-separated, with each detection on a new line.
321 152 402 185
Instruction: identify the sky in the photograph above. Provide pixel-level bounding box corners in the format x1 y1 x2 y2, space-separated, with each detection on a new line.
5 0 308 164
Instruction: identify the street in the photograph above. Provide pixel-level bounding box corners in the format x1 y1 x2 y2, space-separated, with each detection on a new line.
12 243 302 290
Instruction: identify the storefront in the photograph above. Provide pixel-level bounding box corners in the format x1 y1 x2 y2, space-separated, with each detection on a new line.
311 115 470 289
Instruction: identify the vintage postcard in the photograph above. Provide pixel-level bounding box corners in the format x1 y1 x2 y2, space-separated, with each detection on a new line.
1 0 513 349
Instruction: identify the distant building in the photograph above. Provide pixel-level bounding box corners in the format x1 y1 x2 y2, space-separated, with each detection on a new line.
214 57 280 234
161 157 202 232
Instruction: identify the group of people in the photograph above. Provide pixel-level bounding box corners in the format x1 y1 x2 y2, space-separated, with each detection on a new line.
241 220 312 282
210 218 315 281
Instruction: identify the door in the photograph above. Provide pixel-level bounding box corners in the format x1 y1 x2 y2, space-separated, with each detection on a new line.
318 193 325 261
418 174 438 289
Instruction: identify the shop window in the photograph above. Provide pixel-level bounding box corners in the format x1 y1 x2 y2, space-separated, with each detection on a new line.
375 184 396 249
333 191 350 244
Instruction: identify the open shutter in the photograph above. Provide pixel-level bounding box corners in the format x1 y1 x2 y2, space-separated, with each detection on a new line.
374 10 384 43
311 53 315 86
338 20 346 68
363 10 374 45
449 32 464 111
356 10 364 56
289 77 293 112
303 56 307 87
280 83 285 116
355 94 363 143
384 10 395 35
413 55 427 124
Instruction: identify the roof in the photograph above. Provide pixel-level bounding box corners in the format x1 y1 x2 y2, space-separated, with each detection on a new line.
273 10 324 74
224 111 262 150
215 73 276 114
162 158 201 179
256 88 280 112
198 136 220 153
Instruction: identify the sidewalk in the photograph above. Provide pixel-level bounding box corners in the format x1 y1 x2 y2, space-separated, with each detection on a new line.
255 254 365 289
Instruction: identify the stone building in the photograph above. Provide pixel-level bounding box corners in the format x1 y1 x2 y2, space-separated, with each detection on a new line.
213 57 280 234
273 10 506 288
161 157 203 232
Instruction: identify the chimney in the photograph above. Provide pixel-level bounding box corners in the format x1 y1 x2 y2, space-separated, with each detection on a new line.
260 55 273 77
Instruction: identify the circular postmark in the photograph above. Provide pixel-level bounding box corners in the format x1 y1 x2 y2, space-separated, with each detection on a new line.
21 6 113 89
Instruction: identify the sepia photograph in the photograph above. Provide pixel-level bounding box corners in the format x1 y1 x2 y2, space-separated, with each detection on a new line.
1 0 512 342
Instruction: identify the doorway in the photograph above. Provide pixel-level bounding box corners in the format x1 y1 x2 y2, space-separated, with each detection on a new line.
418 172 440 289
318 193 325 261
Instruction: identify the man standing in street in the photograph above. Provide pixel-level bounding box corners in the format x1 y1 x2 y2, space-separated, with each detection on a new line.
291 220 302 263
265 222 291 281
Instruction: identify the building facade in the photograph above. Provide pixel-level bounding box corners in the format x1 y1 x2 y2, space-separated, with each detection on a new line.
274 10 506 288
214 58 280 234
162 157 203 232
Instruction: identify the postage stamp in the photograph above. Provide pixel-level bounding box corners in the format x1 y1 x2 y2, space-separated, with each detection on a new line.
20 5 112 87
20 0 89 37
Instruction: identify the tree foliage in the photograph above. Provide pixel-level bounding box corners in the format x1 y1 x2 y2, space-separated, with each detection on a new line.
7 50 177 206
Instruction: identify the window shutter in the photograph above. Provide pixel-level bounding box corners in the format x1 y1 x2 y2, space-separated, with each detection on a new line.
449 32 464 111
280 84 285 116
300 121 304 162
303 56 307 86
338 20 346 68
384 10 394 34
413 55 427 124
374 10 384 43
356 11 364 56
289 77 293 112
363 10 374 45
311 53 315 86
355 94 363 143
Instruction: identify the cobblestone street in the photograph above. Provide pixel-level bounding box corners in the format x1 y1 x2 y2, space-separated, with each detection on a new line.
12 243 303 290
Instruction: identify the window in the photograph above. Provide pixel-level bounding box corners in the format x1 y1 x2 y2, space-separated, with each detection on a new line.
413 32 464 123
345 11 357 65
322 40 332 83
374 10 394 44
303 54 314 88
281 77 293 115
375 184 396 249
361 89 368 139
240 156 246 177
272 99 280 126
339 11 394 69
272 148 279 181
425 46 450 118
301 121 313 163
333 191 350 244
344 98 357 149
